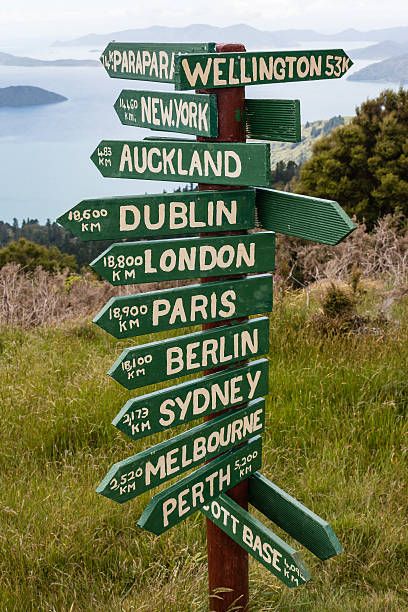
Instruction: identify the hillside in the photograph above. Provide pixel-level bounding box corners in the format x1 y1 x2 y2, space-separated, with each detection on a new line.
52 24 408 48
0 51 99 67
349 40 408 60
0 86 67 107
348 53 408 83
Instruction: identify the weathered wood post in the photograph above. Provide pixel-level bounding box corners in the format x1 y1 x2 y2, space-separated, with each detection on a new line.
197 42 249 612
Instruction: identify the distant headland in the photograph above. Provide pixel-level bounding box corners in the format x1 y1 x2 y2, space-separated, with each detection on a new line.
0 51 99 67
0 86 67 107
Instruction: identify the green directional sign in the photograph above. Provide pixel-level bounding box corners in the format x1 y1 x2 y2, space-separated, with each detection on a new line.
57 189 255 241
256 188 356 245
108 316 269 390
113 358 269 440
138 435 262 535
174 49 353 90
201 494 311 588
245 99 301 143
97 399 265 503
114 90 218 137
90 140 272 187
91 232 275 286
248 472 342 560
100 41 216 83
94 274 273 339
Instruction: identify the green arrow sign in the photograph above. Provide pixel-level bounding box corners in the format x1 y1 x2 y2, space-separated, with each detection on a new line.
138 435 262 535
57 189 255 241
112 358 269 440
114 90 218 137
201 494 311 588
97 399 265 503
174 49 353 90
255 188 356 245
248 472 342 560
94 274 273 339
90 232 275 286
108 317 269 390
245 99 301 143
90 140 272 187
100 42 216 83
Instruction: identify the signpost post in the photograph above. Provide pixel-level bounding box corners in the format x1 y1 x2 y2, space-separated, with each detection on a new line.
58 33 354 611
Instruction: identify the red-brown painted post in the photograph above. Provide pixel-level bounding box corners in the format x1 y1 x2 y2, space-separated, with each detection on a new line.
197 42 249 612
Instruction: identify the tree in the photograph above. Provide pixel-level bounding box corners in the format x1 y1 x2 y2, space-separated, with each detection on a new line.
295 89 408 227
0 238 77 273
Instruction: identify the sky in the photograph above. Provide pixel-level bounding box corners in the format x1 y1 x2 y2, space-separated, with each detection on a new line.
1 0 408 45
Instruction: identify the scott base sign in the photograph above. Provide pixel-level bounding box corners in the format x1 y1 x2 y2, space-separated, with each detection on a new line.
114 89 218 137
174 49 353 90
201 494 311 587
101 41 216 83
97 398 265 502
90 140 272 187
112 358 269 440
108 316 270 390
249 472 342 560
94 274 273 339
90 232 275 286
138 435 262 535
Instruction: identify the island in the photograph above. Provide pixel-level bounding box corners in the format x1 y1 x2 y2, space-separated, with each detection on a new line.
0 51 99 67
0 86 67 107
348 53 408 83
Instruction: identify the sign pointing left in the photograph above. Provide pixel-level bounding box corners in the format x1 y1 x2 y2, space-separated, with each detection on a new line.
100 42 216 83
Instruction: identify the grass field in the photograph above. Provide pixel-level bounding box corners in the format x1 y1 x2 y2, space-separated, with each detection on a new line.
0 289 407 611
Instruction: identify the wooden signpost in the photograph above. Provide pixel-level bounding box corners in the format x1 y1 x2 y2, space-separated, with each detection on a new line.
57 188 255 240
58 33 355 611
93 273 273 338
108 317 270 390
112 358 269 440
91 139 272 186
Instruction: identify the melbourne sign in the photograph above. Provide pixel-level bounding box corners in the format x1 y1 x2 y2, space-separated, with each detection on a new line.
97 399 265 502
114 90 218 137
91 232 275 286
113 358 269 440
94 274 273 338
108 317 270 390
101 41 216 83
90 140 272 187
137 435 262 535
201 493 311 587
174 49 353 90
57 189 255 241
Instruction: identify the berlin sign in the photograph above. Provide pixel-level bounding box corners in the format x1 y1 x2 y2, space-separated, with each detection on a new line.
56 188 255 241
108 316 270 390
248 472 343 560
100 42 216 83
90 232 275 286
97 398 265 502
114 90 218 137
90 140 272 187
112 358 269 440
201 494 311 587
137 435 262 535
174 49 353 90
93 274 273 338
255 188 356 245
